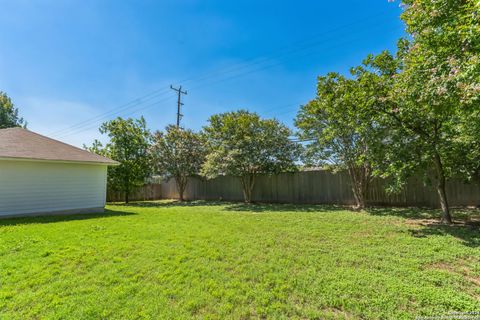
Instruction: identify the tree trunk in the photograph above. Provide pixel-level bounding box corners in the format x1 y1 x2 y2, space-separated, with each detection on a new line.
124 174 130 204
244 187 251 204
240 174 255 203
240 177 250 203
176 176 187 202
433 153 453 224
348 165 369 209
248 175 255 203
351 187 364 209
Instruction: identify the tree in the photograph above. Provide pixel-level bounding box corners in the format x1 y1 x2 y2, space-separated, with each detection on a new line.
86 117 152 203
295 69 386 209
151 125 206 201
0 91 26 129
202 110 299 203
399 0 479 107
368 0 480 224
356 49 461 224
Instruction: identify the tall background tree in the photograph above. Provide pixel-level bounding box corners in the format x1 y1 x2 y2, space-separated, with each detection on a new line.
202 110 299 203
367 0 480 223
295 68 386 209
86 117 152 203
0 91 26 129
151 125 206 201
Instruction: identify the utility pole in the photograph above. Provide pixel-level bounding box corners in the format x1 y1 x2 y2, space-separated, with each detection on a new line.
170 85 187 127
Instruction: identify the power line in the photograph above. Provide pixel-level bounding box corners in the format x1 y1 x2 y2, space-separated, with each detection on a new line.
48 87 171 137
55 35 356 140
55 95 176 139
52 14 388 139
50 9 391 139
56 35 362 139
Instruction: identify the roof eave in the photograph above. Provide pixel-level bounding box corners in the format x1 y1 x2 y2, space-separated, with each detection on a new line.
0 156 119 166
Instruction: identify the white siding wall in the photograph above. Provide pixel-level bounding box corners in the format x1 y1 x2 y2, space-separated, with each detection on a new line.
0 160 108 216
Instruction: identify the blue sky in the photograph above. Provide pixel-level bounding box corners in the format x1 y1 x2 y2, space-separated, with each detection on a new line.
0 1 405 147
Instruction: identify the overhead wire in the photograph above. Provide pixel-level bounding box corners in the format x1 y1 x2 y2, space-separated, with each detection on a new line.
52 9 392 139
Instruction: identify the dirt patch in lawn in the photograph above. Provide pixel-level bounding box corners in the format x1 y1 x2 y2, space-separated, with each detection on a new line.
404 216 480 228
426 258 480 297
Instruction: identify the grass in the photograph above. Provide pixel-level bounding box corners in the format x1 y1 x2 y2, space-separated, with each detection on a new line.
1 201 479 319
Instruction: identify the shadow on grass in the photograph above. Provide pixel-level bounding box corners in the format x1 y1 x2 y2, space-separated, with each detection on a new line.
223 202 349 213
409 223 480 248
365 207 480 247
0 209 136 226
365 207 442 220
114 200 226 208
366 206 480 221
113 200 352 213
362 207 480 248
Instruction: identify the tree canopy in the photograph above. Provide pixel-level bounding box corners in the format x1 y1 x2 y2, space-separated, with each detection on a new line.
86 117 152 203
151 125 206 201
202 110 299 203
295 64 387 208
0 91 26 129
368 0 480 223
295 0 479 222
399 0 479 108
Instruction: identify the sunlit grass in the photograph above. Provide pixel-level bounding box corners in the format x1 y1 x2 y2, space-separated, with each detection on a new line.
1 201 479 319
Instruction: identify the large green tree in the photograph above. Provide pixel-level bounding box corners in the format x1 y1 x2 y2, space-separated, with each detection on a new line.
0 91 26 129
86 117 152 203
359 48 462 224
202 110 299 203
399 0 479 107
151 125 206 201
369 0 480 223
295 68 387 209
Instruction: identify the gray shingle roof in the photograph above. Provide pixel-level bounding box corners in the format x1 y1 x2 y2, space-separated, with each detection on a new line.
0 127 118 165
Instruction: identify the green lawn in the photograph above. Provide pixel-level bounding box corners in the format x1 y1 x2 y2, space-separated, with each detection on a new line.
1 202 479 319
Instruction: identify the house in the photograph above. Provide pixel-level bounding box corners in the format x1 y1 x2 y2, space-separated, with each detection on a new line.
0 127 118 218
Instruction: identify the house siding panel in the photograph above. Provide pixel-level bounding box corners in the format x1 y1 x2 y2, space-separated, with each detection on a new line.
0 160 108 216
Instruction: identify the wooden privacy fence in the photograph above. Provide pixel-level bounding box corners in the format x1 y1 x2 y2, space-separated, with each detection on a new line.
107 183 162 202
105 171 480 207
159 170 480 208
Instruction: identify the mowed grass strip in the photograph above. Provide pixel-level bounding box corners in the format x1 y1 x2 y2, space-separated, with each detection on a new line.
0 202 479 319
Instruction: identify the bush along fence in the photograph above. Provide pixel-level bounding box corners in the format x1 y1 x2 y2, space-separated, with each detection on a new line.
107 170 480 208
